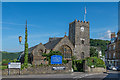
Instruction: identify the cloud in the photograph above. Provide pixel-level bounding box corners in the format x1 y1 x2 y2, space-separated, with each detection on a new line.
98 30 111 40
106 30 111 39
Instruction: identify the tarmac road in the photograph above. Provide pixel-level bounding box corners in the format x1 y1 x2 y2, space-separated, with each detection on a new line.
2 70 120 80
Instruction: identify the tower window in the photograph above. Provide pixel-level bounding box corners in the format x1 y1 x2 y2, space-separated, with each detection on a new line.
81 40 84 44
81 52 84 59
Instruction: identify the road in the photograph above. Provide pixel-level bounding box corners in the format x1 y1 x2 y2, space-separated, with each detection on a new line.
83 70 120 80
1 70 120 80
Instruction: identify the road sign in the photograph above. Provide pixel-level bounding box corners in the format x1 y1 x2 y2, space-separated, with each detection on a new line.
52 66 65 70
51 55 62 64
8 62 21 69
8 62 21 75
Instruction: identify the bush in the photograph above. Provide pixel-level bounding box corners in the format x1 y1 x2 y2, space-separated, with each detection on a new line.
62 60 67 64
21 63 28 70
71 56 76 60
96 65 106 68
86 57 105 68
10 59 20 62
72 60 83 72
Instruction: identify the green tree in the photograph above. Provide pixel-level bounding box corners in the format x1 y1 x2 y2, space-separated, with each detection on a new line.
90 39 110 56
24 20 28 66
90 47 98 57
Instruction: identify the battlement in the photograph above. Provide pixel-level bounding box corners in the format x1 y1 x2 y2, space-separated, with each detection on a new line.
69 19 89 25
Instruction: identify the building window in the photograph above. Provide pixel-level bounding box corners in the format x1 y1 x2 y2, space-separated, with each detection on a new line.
118 36 120 40
81 52 84 59
109 53 111 59
109 46 111 50
81 40 84 44
113 45 115 50
113 53 115 59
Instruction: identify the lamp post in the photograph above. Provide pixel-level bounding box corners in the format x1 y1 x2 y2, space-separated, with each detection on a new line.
18 20 28 66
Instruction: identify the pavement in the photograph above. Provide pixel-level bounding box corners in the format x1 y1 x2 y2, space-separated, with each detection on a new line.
1 70 120 80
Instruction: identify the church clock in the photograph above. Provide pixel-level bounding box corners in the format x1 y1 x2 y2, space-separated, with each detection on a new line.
81 26 84 32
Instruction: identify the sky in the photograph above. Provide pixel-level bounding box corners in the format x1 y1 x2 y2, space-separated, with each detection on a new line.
2 2 118 52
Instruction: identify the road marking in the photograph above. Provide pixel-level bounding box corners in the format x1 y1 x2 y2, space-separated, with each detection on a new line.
73 73 104 79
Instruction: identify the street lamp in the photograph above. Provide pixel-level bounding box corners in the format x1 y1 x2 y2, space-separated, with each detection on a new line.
19 36 24 45
19 36 22 44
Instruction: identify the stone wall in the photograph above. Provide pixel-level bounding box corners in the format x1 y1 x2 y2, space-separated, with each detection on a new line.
2 61 72 75
88 67 106 73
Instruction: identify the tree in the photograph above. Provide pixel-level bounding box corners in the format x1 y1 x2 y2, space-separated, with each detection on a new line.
24 20 28 66
90 39 110 56
90 47 98 57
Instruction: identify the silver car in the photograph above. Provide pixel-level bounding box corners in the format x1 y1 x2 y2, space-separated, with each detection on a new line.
112 66 117 71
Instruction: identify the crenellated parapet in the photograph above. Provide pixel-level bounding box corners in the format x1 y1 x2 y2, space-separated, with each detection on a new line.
69 19 89 25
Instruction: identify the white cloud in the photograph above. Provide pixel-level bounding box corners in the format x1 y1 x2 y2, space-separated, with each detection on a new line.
98 30 111 40
106 30 111 39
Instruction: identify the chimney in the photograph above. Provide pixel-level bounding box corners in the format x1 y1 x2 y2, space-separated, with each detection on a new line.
111 32 115 39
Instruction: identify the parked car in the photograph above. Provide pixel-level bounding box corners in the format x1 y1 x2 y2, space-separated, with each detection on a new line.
116 66 120 71
108 66 114 70
112 66 117 71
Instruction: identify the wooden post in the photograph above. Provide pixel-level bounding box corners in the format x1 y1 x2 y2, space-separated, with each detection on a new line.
19 68 20 75
8 68 10 75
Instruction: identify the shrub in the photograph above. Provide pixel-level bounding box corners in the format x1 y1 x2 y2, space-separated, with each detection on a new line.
21 63 28 70
86 57 105 68
71 56 76 60
72 60 83 72
62 60 67 64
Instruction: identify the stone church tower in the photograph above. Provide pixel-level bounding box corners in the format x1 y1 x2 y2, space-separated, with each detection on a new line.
69 19 90 59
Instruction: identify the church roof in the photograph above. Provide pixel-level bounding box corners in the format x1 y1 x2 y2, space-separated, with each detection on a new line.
44 37 63 49
18 37 63 60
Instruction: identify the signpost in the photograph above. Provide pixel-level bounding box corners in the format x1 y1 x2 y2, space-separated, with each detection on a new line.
52 66 66 70
51 55 66 70
8 62 21 75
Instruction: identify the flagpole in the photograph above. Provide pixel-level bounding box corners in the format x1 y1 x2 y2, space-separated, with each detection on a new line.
84 14 86 21
84 6 86 21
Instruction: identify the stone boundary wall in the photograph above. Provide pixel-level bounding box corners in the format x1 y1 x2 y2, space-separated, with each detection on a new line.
88 67 106 73
2 61 72 75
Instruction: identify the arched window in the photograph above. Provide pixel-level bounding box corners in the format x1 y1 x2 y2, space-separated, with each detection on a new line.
59 45 72 59
81 52 84 59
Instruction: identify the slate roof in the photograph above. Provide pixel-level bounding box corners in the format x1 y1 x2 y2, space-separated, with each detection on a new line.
18 37 63 60
28 45 38 53
44 37 63 49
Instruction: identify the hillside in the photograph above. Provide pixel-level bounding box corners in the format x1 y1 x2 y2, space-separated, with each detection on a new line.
0 51 21 60
90 39 110 56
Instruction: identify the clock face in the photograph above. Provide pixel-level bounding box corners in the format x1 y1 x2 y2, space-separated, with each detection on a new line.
81 26 84 32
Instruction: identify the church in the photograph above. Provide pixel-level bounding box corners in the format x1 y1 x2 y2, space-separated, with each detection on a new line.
19 19 90 65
